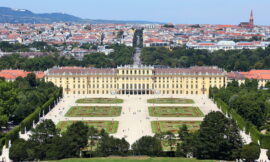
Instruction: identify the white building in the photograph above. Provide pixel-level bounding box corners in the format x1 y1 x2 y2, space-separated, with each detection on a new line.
187 41 270 52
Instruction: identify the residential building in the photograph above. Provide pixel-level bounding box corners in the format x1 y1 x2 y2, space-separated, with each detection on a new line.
0 70 44 81
228 70 270 87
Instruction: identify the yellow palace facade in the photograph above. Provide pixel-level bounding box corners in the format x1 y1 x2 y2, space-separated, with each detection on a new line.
44 65 227 95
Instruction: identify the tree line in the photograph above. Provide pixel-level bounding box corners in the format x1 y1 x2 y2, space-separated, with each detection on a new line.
140 46 270 71
10 111 267 161
0 44 135 71
0 74 60 133
210 80 270 130
0 41 58 52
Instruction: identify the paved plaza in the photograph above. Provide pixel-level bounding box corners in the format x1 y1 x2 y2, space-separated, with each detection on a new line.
43 94 220 145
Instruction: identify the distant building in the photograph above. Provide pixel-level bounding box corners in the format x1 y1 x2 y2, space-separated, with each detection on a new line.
0 70 44 82
97 46 114 55
143 38 170 47
228 70 270 88
239 10 254 29
186 40 270 52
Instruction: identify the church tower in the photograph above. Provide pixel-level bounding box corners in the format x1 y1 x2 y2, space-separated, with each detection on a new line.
249 10 254 28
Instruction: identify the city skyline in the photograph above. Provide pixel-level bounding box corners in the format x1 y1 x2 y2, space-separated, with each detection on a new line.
0 0 270 25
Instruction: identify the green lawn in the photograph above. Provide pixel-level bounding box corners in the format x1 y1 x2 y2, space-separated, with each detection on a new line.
149 106 204 117
57 121 118 134
76 98 123 104
147 98 194 104
151 121 201 134
46 157 216 162
65 106 122 117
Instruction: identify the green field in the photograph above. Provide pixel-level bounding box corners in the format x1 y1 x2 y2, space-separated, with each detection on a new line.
147 98 194 104
57 121 118 134
47 157 216 162
76 98 123 104
65 106 122 117
149 106 204 117
151 121 201 134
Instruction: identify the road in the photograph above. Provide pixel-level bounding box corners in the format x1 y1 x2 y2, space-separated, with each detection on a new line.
133 47 141 66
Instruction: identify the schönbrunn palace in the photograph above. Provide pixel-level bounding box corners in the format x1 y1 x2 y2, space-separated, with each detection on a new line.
45 65 228 95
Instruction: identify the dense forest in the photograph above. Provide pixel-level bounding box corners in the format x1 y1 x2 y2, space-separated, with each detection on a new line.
140 46 270 71
10 112 264 161
210 80 270 131
0 73 60 131
0 44 134 71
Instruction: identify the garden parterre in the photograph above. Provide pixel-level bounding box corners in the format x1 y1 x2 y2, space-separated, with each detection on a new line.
76 98 124 104
147 98 194 104
65 106 122 117
149 106 204 117
151 121 201 134
57 121 119 134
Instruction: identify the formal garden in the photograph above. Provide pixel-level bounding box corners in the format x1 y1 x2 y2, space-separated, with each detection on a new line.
151 121 201 134
65 106 122 117
149 106 204 117
57 121 119 133
147 98 194 104
76 98 124 104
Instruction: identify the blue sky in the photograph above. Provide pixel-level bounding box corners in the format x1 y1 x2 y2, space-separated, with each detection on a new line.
0 0 269 25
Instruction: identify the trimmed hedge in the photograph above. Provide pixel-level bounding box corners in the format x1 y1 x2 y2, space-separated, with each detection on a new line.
214 97 270 149
0 88 62 150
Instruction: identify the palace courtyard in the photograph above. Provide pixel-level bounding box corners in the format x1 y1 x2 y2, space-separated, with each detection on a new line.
43 94 220 145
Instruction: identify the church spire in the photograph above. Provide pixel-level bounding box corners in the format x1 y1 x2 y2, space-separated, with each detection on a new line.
249 10 254 28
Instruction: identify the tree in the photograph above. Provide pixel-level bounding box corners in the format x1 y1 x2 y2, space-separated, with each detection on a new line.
163 131 176 156
240 142 260 162
88 127 99 156
176 125 199 157
30 119 59 144
28 119 60 160
176 132 198 158
26 73 37 87
132 136 162 156
61 121 89 157
265 81 270 89
195 111 243 160
97 134 129 156
178 124 189 140
9 139 29 162
0 114 8 129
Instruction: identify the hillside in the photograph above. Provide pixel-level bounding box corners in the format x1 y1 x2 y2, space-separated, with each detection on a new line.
0 7 161 24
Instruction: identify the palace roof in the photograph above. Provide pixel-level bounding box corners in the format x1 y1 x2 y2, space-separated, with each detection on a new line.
46 67 115 75
228 70 270 80
0 70 44 80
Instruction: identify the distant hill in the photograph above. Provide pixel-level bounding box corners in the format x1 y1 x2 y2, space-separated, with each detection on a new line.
0 7 162 24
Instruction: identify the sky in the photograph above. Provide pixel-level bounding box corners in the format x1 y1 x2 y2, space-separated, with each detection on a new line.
0 0 269 25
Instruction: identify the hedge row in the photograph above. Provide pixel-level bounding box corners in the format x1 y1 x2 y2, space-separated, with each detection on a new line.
214 97 270 149
0 88 62 152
